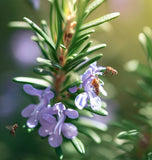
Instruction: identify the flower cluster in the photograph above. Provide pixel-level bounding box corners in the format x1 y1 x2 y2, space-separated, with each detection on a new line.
22 84 79 147
22 84 54 128
39 102 79 147
22 61 108 147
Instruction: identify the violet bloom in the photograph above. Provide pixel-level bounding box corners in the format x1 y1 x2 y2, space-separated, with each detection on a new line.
39 102 79 148
75 62 107 111
28 0 40 10
21 84 54 128
10 30 41 66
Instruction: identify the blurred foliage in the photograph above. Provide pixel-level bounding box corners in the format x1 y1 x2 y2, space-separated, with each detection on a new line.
106 26 152 160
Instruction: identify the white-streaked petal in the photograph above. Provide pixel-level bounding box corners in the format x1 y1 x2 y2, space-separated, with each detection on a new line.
52 102 66 112
99 85 107 96
82 68 92 82
75 93 88 110
88 91 101 110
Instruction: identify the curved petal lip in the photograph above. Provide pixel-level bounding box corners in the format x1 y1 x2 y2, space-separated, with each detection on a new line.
27 116 38 128
88 91 101 110
21 104 36 117
23 84 42 98
38 126 50 137
62 123 78 139
48 133 63 148
65 109 79 119
68 86 78 93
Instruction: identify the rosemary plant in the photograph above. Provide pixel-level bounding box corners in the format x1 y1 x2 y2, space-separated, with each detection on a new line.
10 0 120 159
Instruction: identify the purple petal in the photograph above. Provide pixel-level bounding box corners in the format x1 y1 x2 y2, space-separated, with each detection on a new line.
82 68 92 82
52 102 66 112
90 62 97 68
83 77 94 92
42 114 56 124
38 126 50 137
75 93 88 110
62 123 78 139
29 0 40 10
23 84 43 98
38 123 56 137
99 85 107 96
89 62 98 72
88 91 102 110
27 116 38 128
44 87 54 103
21 104 36 117
96 66 106 73
65 109 79 119
68 86 78 93
39 107 56 125
48 133 63 148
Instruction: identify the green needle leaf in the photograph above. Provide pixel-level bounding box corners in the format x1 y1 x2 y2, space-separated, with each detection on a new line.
67 43 105 66
31 36 49 59
84 0 105 19
87 44 107 54
71 137 85 155
147 152 152 160
85 106 108 116
80 12 120 31
75 54 103 72
54 0 65 21
68 35 91 56
41 20 51 37
55 147 63 160
36 57 62 69
23 17 55 49
61 80 83 93
77 29 95 41
76 117 107 131
8 21 30 29
33 67 54 77
117 129 139 139
64 59 86 73
79 128 102 143
23 17 58 62
13 77 50 87
81 41 93 53
139 27 152 63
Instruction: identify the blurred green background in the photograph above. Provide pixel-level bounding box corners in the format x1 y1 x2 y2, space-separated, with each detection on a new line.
0 0 152 159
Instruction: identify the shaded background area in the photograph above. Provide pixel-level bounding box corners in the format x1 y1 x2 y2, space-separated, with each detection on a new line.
0 0 152 159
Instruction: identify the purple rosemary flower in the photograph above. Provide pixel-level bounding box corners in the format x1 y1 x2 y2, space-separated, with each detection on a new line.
68 86 78 93
10 30 41 66
75 62 107 111
28 0 40 10
21 84 54 128
38 102 79 148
